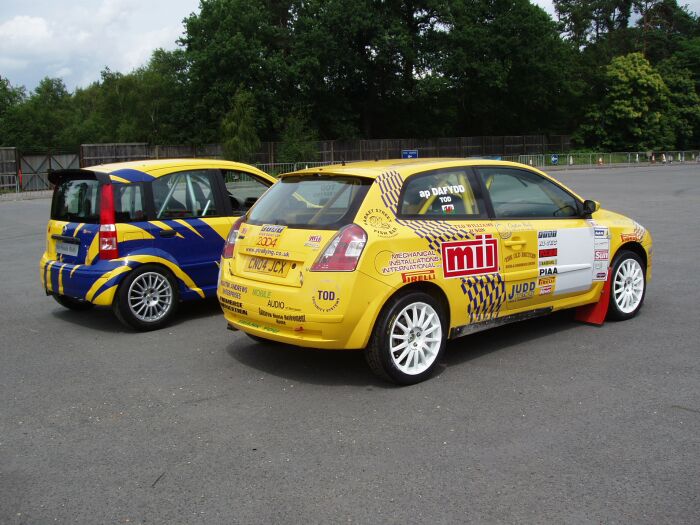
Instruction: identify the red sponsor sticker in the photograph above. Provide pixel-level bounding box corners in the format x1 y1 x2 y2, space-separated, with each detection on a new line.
539 248 557 258
441 235 499 279
594 249 609 261
401 270 436 283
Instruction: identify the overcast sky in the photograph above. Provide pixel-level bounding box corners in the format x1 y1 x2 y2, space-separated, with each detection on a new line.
1 0 698 93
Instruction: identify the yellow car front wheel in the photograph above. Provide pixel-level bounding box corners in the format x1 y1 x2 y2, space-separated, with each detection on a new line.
366 292 446 385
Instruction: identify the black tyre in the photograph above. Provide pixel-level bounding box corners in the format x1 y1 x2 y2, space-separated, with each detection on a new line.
607 250 646 321
52 294 94 311
113 265 179 331
365 292 447 385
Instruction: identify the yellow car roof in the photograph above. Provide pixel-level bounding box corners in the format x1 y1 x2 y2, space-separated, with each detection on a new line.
287 158 548 179
88 158 271 179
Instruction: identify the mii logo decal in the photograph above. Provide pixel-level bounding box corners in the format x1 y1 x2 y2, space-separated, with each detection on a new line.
441 235 499 279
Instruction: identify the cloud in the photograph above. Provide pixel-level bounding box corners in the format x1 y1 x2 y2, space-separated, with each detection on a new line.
0 16 53 53
0 0 199 91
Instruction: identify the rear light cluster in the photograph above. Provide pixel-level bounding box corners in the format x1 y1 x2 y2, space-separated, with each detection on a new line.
311 224 367 272
99 184 119 260
222 216 246 259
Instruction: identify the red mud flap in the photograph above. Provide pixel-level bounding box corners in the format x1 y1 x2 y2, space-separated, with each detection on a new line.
575 277 612 326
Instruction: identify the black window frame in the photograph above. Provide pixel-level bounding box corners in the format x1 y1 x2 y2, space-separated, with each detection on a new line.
475 166 584 220
148 168 228 220
396 167 489 221
112 182 148 223
216 168 274 216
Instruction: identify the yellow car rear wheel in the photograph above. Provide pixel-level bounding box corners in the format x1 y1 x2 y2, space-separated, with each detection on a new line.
366 291 446 385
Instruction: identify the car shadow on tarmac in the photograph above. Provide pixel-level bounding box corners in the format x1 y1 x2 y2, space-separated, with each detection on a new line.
444 310 581 368
49 297 224 333
227 310 582 387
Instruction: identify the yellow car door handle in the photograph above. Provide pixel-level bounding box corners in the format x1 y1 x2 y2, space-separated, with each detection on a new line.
504 239 526 247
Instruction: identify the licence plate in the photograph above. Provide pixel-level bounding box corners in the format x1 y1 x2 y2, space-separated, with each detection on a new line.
246 256 291 277
56 240 79 257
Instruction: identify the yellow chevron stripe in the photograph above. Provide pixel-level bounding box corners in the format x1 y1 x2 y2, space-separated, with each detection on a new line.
110 175 131 184
200 218 230 240
45 261 56 292
174 219 204 238
115 254 205 298
86 235 99 264
73 223 85 237
92 285 118 306
85 265 133 302
70 265 82 278
150 221 185 239
58 263 66 295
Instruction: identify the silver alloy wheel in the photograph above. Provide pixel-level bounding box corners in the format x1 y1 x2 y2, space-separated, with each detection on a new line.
127 271 173 323
613 258 644 314
389 301 442 376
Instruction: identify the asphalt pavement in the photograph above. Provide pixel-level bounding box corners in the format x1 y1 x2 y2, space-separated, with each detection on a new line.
1 164 699 524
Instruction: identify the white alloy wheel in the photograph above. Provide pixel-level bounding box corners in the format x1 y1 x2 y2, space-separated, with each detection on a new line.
389 302 443 376
128 271 173 323
613 258 645 314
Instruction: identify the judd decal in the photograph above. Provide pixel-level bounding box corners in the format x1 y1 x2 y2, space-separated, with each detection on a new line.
381 250 440 275
441 234 499 279
507 281 536 302
362 208 399 238
401 270 436 283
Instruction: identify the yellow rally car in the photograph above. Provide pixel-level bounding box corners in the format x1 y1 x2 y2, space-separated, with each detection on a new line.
40 159 275 330
217 159 652 384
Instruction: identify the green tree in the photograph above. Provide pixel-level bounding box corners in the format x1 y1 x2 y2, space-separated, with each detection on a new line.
432 0 579 135
220 88 261 161
181 0 291 142
576 52 674 149
656 58 700 148
276 112 319 162
1 77 73 151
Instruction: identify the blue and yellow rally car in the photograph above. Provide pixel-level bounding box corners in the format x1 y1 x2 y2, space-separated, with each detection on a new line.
40 159 275 330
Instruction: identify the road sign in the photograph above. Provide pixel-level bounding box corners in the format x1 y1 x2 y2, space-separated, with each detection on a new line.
402 149 419 159
551 154 559 165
